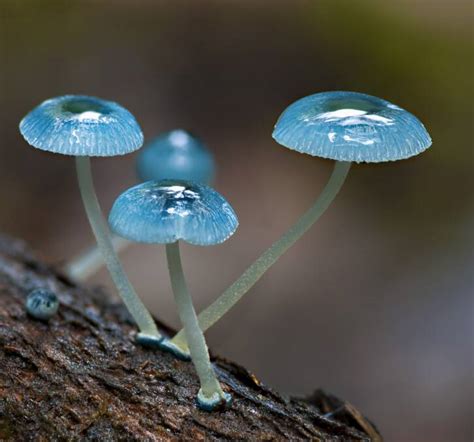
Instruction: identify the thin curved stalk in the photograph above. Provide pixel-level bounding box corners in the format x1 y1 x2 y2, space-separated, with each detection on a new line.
65 236 130 281
166 241 227 408
171 161 351 350
75 156 161 339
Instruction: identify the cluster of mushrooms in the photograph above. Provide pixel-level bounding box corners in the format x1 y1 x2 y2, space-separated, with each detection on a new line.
19 91 431 410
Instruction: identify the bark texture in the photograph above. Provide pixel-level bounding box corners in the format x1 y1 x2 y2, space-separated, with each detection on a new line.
0 235 381 441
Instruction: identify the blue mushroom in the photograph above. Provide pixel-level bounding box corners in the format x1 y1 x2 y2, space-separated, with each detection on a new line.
109 180 237 411
26 289 59 321
109 180 237 246
19 95 162 343
19 95 143 157
136 130 215 184
170 91 432 349
272 91 431 163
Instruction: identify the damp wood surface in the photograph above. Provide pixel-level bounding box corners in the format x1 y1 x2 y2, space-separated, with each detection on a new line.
0 235 381 441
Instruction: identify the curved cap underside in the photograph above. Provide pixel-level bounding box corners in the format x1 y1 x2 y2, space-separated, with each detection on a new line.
19 95 143 157
272 91 432 163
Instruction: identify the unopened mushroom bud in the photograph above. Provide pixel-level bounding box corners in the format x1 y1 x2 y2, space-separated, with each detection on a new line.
26 289 59 321
136 129 215 184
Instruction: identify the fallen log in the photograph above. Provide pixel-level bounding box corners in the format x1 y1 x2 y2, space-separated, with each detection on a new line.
0 235 381 440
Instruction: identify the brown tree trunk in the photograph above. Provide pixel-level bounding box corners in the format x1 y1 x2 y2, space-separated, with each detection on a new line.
0 235 381 441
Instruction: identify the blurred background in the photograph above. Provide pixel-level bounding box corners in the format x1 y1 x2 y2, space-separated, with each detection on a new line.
1 1 472 440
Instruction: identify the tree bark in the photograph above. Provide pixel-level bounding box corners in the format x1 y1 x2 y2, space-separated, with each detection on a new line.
0 235 381 441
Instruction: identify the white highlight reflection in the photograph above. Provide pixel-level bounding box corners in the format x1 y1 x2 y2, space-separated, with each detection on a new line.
169 130 190 148
76 111 102 122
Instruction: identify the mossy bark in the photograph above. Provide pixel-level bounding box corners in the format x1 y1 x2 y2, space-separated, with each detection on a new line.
0 235 381 441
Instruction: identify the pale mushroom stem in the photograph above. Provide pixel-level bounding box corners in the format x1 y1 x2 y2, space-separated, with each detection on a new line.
171 161 352 351
75 156 161 339
166 241 228 408
64 236 130 281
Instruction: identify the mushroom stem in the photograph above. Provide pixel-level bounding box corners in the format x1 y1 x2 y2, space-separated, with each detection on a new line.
166 241 229 410
171 161 351 351
64 236 130 282
75 156 161 339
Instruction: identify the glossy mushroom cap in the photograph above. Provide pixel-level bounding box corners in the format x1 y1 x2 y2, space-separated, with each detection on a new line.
136 130 215 184
20 95 143 157
109 180 238 246
272 91 432 163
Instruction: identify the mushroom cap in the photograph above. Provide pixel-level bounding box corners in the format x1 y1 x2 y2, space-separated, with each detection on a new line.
136 130 215 184
19 95 143 157
272 91 432 163
109 180 238 246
